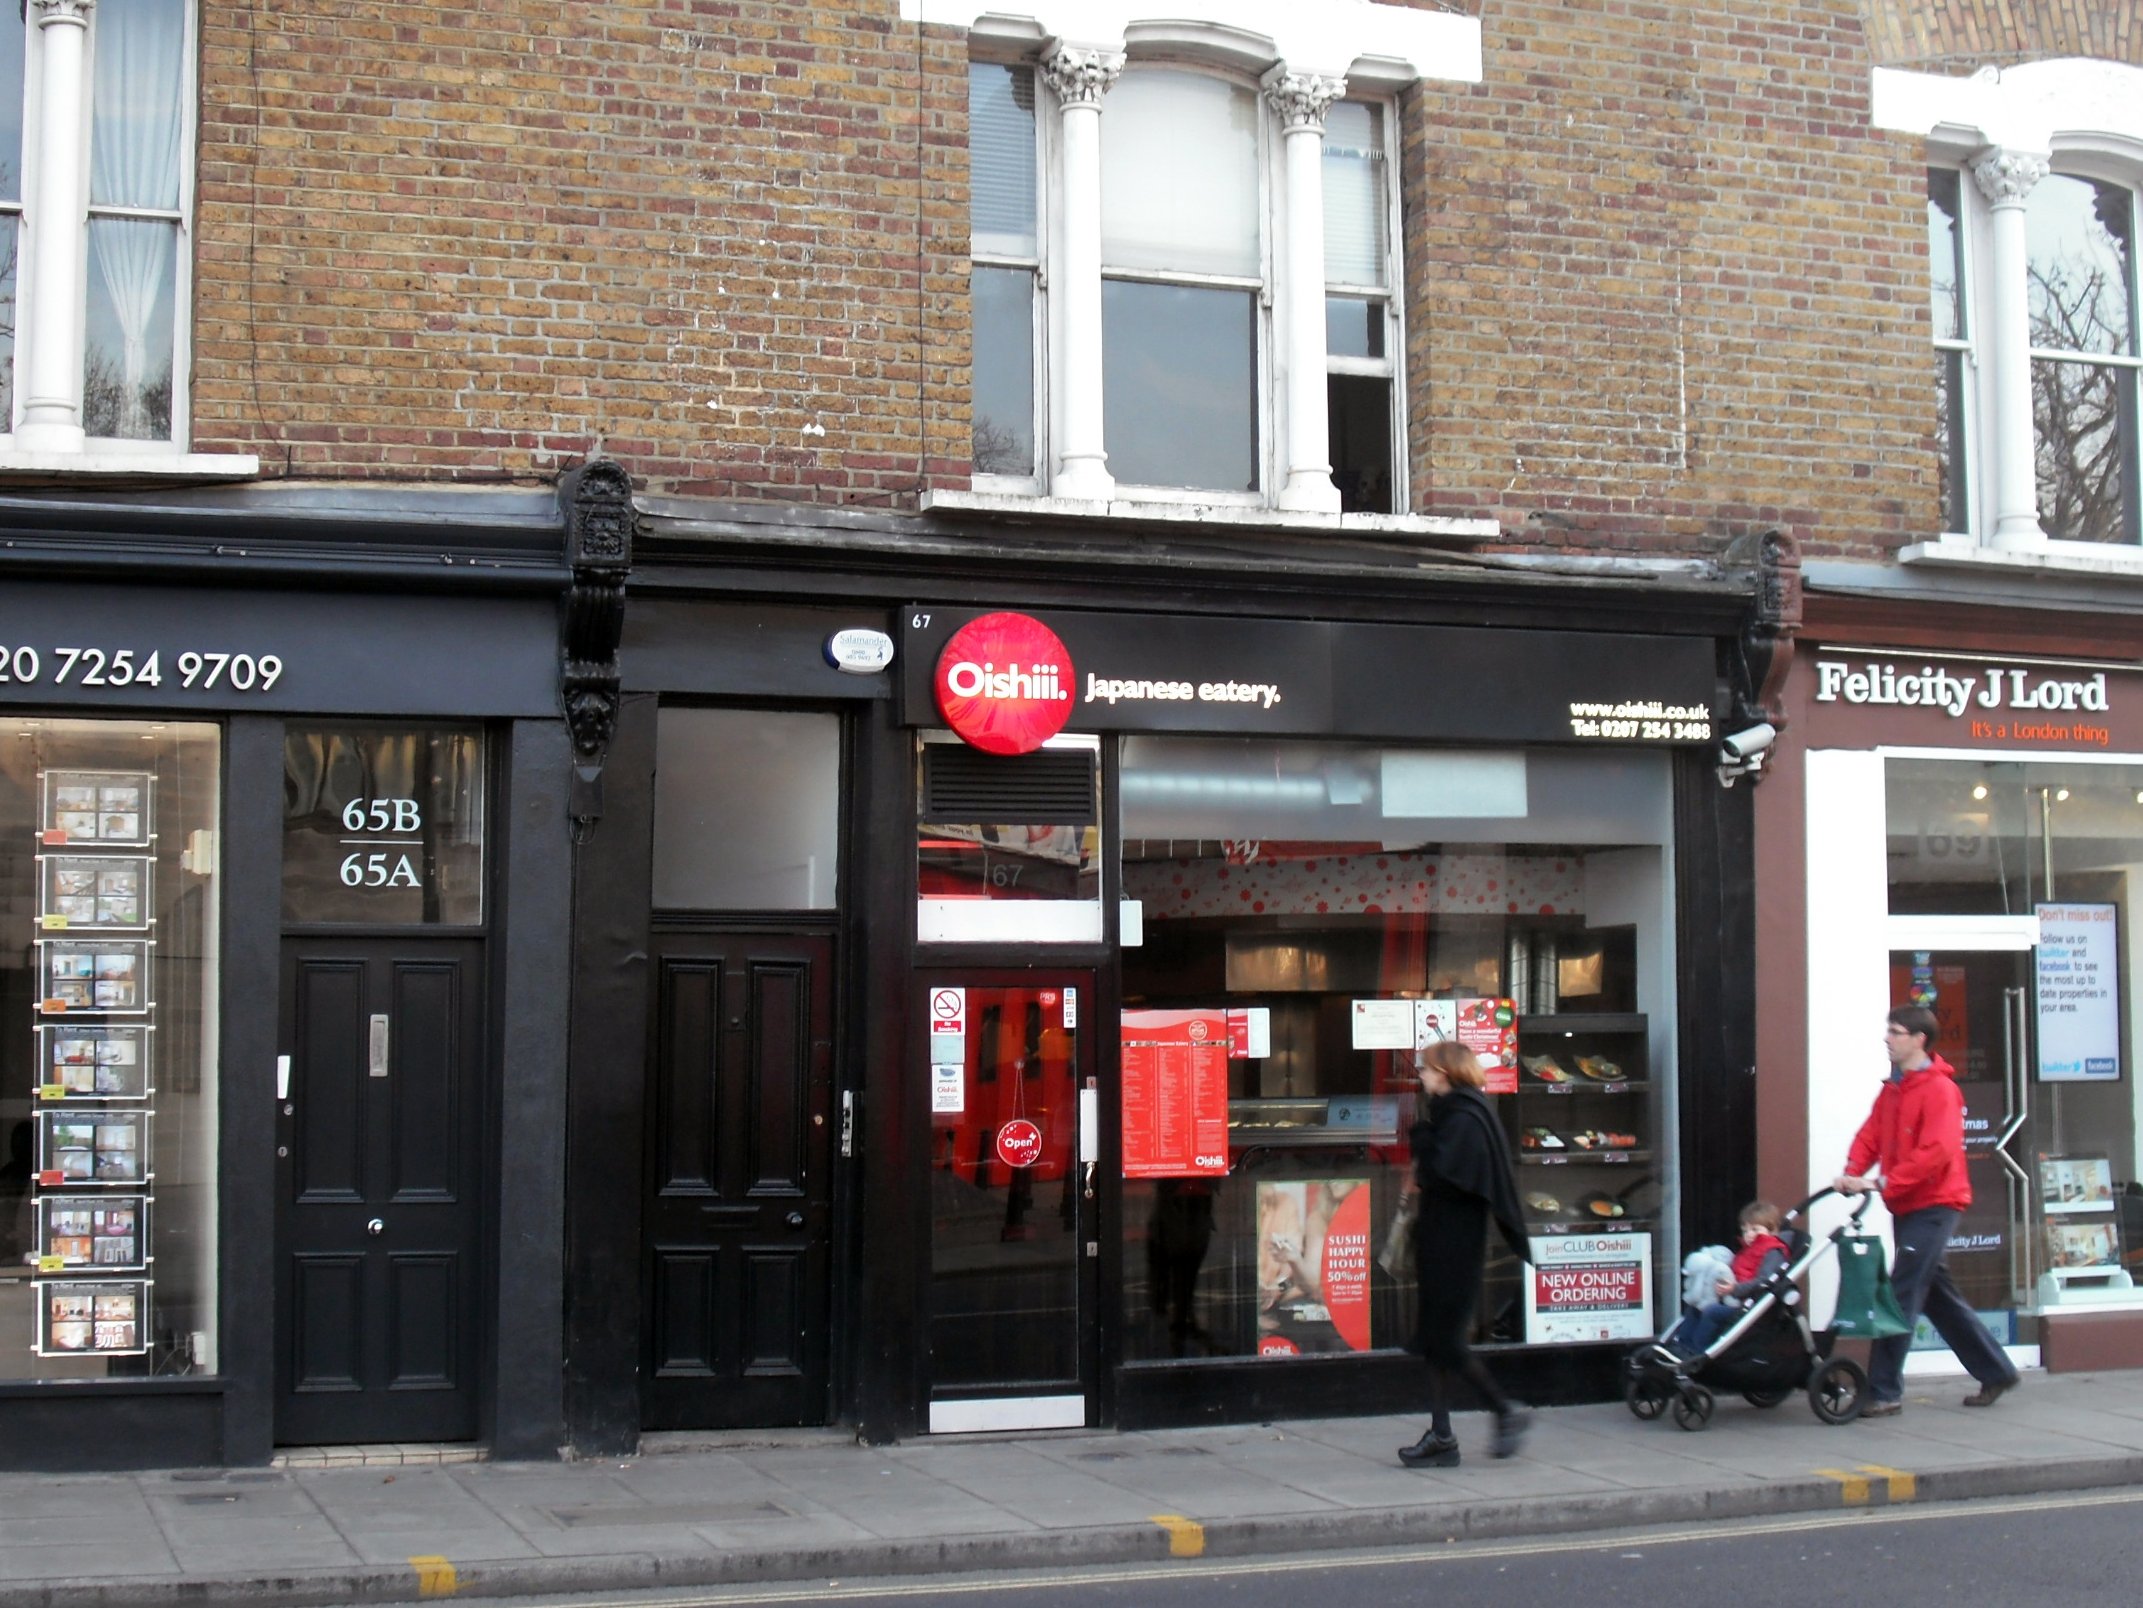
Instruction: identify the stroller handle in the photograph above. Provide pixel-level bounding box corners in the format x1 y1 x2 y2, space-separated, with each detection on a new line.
1786 1185 1876 1224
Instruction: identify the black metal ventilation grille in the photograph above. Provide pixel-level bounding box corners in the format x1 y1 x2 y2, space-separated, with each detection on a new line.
922 744 1097 825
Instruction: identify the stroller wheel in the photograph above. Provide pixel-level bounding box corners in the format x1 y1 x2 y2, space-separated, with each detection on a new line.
1625 1375 1671 1421
1671 1385 1714 1431
1743 1385 1793 1409
1809 1356 1869 1425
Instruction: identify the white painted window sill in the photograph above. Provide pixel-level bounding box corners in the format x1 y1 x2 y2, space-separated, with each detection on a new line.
0 448 260 480
1901 536 2143 580
923 488 1500 542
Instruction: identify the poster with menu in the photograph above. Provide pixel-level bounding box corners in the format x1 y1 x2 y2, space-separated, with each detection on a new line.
1120 1009 1230 1178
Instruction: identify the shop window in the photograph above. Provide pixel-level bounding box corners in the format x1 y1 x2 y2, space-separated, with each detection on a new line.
1116 736 1675 1364
1885 757 2143 1318
0 716 219 1380
917 733 1100 944
282 727 485 925
652 709 840 911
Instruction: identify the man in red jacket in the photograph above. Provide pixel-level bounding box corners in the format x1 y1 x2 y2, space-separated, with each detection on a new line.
1834 1004 2020 1416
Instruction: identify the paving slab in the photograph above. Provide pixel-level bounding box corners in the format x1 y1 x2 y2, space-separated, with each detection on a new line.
3 1368 2143 1607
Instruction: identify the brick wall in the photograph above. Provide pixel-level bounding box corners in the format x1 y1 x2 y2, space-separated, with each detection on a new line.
195 1 968 501
189 1 2132 557
1858 0 2142 69
1405 1 1934 559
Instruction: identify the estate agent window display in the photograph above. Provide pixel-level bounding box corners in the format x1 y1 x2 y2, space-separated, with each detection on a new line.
0 719 220 1379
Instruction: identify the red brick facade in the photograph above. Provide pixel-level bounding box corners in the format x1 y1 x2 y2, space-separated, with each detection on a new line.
187 2 2137 554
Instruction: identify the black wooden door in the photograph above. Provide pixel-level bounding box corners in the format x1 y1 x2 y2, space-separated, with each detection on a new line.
275 940 485 1444
643 930 836 1430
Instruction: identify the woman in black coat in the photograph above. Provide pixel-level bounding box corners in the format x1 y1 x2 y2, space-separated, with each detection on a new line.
1398 1041 1533 1468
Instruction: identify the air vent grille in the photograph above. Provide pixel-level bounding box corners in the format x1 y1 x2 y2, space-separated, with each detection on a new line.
923 745 1097 825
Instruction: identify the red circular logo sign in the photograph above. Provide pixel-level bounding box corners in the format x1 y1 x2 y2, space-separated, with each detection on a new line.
935 612 1075 755
995 1119 1044 1169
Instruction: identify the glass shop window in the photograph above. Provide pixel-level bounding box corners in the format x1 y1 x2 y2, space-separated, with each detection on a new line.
1886 757 2143 1318
0 717 219 1380
1117 736 1675 1364
653 708 840 911
917 733 1101 944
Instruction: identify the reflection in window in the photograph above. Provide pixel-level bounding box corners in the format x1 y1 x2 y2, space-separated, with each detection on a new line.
2026 173 2140 544
1101 280 1256 490
1884 756 2143 1313
1118 736 1671 1364
1929 168 1971 533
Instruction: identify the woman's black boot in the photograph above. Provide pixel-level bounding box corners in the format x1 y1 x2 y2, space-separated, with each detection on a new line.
1398 1429 1461 1468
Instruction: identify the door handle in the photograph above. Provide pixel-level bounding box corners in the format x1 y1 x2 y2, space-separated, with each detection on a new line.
785 1211 805 1229
366 1218 385 1237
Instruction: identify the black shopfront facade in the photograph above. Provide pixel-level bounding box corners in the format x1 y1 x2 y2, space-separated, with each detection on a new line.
561 508 1770 1452
0 486 579 1470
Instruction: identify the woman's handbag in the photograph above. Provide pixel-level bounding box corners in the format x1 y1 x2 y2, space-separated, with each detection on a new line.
1377 1193 1418 1278
1832 1234 1914 1338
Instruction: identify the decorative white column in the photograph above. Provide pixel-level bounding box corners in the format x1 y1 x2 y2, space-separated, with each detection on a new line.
1040 43 1122 503
1971 147 2051 549
1263 67 1346 514
19 0 93 452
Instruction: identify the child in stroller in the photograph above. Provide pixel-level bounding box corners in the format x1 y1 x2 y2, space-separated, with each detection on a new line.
1625 1188 1874 1430
1671 1201 1789 1357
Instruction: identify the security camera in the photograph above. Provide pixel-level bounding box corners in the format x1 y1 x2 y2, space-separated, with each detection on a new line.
1719 722 1776 763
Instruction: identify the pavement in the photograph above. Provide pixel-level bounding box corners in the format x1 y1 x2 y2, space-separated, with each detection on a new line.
7 1364 2143 1607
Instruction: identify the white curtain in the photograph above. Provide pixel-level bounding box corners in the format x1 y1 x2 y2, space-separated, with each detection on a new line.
88 0 185 439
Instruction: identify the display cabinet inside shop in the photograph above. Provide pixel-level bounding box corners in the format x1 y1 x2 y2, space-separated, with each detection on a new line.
1 720 220 1383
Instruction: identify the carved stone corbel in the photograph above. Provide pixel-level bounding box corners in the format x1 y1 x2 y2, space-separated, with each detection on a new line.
1721 528 1802 785
559 459 634 833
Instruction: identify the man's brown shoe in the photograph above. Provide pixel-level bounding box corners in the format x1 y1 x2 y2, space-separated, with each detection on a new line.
1963 1378 2016 1407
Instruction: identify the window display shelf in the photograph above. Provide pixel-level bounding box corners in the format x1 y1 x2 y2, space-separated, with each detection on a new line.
1518 1012 1647 1035
1521 1150 1651 1167
1517 1080 1650 1095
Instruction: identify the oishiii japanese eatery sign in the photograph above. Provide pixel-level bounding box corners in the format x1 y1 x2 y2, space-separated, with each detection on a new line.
1799 650 2143 752
934 611 1076 755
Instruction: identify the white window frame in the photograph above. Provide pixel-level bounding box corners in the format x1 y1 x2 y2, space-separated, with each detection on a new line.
924 1 1487 536
968 54 1050 491
1320 97 1406 516
1874 58 2143 577
2 1 253 477
1091 62 1274 510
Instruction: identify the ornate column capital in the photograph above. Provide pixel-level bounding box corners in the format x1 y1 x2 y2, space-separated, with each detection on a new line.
1261 68 1347 133
1040 44 1124 109
32 0 94 27
1971 148 2049 207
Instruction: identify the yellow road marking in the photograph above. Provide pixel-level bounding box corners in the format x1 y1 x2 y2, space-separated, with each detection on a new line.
1815 1468 1871 1504
1149 1513 1205 1557
409 1554 459 1596
1858 1462 1918 1501
1815 1464 1916 1504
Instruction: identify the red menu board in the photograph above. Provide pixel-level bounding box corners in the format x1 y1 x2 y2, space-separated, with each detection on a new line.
1121 1009 1230 1178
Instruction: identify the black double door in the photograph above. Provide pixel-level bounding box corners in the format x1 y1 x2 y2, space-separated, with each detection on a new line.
275 939 486 1445
643 930 837 1430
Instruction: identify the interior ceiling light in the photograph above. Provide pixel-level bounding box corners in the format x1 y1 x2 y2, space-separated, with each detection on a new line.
1971 783 1989 801
2056 788 2071 802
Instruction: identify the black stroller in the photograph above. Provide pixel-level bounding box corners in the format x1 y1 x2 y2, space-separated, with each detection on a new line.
1623 1188 1873 1430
